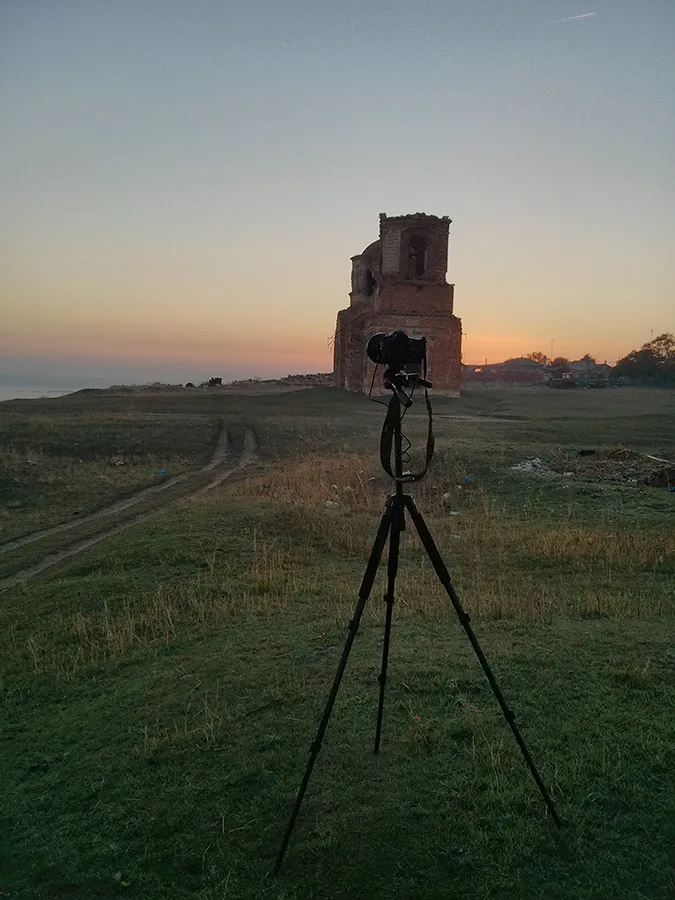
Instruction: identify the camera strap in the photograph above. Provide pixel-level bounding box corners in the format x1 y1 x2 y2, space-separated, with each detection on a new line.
380 377 435 483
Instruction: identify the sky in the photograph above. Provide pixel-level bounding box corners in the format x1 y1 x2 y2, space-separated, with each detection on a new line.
1 0 674 387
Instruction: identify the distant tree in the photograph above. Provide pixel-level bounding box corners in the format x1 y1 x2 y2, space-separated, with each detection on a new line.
614 333 675 384
550 356 571 371
649 332 675 363
526 351 547 364
577 353 596 365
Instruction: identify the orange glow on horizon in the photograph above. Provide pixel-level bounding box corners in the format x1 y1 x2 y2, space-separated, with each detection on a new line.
2 321 630 376
0 322 334 375
463 332 622 367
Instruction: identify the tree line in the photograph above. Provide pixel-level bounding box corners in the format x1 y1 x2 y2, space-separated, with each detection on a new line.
526 333 675 385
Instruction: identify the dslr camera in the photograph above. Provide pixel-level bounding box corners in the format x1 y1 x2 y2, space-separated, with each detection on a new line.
366 330 427 369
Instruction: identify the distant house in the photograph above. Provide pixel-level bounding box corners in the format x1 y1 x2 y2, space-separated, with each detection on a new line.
570 360 611 375
462 357 546 384
570 358 595 375
569 360 612 387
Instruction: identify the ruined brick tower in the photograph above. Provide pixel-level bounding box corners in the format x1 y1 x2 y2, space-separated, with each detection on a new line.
333 212 462 395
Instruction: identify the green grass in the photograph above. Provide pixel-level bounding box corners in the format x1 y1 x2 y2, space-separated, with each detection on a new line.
1 385 674 899
0 411 220 542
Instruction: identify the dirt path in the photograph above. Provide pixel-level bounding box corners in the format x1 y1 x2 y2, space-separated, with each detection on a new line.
412 413 522 423
0 427 257 593
0 421 231 557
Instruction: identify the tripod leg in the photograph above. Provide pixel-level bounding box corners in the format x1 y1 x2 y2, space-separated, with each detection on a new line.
403 495 562 829
274 505 394 874
374 506 402 753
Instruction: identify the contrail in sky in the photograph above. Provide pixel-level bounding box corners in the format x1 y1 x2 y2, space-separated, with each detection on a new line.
551 12 597 23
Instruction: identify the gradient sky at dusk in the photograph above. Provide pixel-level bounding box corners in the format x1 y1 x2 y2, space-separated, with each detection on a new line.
2 0 673 385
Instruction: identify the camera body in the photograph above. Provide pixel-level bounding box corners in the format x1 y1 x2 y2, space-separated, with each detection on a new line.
366 330 427 369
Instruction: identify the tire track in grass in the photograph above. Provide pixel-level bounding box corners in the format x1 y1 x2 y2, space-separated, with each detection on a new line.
0 421 230 556
0 429 257 593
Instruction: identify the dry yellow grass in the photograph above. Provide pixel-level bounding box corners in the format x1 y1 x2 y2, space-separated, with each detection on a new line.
235 452 381 510
233 453 674 621
5 449 673 684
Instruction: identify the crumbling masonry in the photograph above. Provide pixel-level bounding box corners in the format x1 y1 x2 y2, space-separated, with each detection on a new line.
333 212 462 395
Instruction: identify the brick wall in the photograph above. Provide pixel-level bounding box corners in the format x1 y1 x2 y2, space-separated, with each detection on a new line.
377 282 455 315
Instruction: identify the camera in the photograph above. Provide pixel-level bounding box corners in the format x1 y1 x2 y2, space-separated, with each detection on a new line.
366 330 427 368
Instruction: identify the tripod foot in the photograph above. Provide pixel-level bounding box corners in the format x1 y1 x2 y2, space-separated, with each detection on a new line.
274 505 394 873
403 494 563 830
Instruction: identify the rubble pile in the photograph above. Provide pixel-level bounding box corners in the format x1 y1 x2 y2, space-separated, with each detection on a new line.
510 458 552 476
551 449 674 486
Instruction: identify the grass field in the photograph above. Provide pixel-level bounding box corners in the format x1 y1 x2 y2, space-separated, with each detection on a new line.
1 385 674 899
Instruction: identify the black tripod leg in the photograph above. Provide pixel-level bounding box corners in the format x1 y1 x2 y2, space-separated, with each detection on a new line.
274 506 394 874
374 509 402 753
403 495 562 829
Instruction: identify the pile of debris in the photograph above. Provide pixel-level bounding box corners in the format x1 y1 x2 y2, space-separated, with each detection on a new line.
552 448 675 486
510 458 552 476
509 449 674 487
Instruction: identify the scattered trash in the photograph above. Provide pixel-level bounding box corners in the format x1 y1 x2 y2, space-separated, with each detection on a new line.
463 476 473 484
555 449 675 485
640 464 675 488
325 500 341 510
510 458 551 476
667 486 675 493
442 490 463 516
156 468 165 475
493 447 675 486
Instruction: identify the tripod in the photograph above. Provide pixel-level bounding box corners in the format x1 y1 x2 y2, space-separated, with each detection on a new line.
274 378 561 874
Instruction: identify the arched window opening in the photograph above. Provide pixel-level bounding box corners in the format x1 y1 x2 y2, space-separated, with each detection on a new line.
365 269 376 296
408 235 427 277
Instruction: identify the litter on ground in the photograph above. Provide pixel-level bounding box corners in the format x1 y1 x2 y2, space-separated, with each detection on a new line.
511 448 674 487
510 458 551 476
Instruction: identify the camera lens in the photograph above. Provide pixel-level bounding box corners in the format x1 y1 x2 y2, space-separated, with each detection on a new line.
366 333 387 365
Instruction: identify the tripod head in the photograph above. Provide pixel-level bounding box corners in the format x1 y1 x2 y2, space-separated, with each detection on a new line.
383 366 432 410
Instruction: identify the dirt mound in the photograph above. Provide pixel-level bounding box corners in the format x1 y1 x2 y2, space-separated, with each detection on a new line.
553 448 674 485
